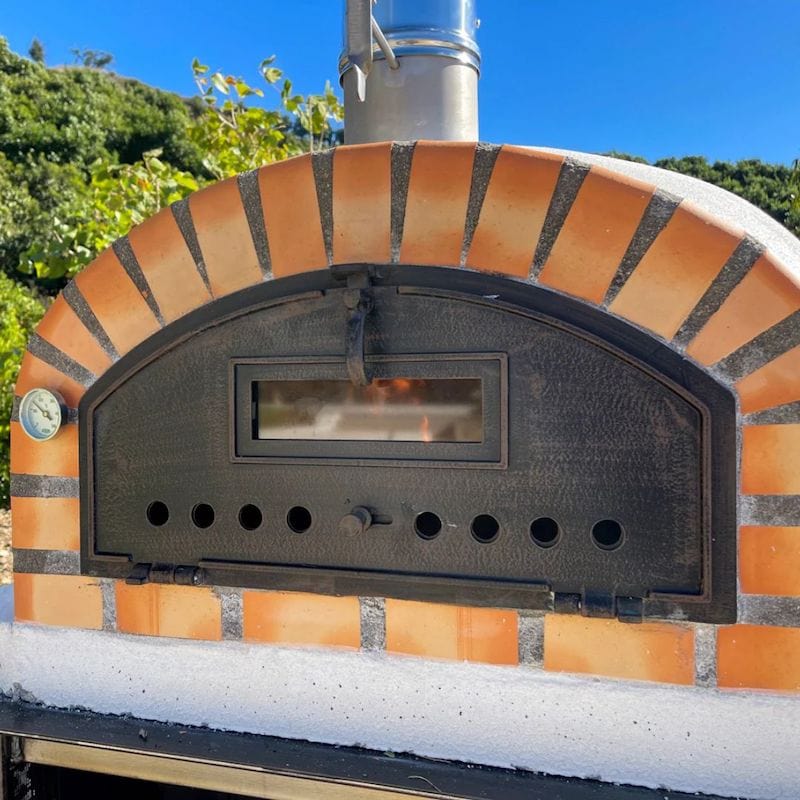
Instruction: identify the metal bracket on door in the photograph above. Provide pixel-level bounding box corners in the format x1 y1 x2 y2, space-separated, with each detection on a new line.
334 265 375 386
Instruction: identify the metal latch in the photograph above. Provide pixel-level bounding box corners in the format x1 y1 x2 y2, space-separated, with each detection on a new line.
126 563 205 586
333 265 375 386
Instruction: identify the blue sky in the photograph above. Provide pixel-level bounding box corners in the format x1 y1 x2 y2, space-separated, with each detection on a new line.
4 0 799 164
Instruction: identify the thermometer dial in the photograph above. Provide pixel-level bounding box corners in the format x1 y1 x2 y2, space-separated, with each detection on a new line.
18 388 66 442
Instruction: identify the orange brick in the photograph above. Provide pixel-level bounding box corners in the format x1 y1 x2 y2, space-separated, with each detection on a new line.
35 294 112 377
741 425 800 495
189 177 263 297
740 526 800 596
686 252 800 366
543 615 694 685
115 583 222 641
539 166 654 303
400 141 476 266
11 496 80 550
10 421 78 477
14 573 102 629
15 351 86 409
74 248 160 357
128 208 212 323
258 155 327 276
466 146 563 277
718 625 800 692
385 599 518 666
332 143 391 264
736 344 800 415
243 591 360 648
610 202 743 340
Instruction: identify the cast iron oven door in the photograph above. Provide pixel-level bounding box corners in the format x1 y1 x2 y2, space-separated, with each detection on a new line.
80 266 736 623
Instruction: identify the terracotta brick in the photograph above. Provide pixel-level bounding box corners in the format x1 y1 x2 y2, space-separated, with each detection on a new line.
14 573 103 629
736 344 800 415
115 583 222 640
385 599 518 666
258 155 327 276
539 166 654 303
35 295 112 377
243 591 360 648
128 207 212 323
610 202 743 340
686 252 800 366
466 146 563 277
15 351 86 408
11 496 80 551
740 526 800 596
189 176 263 297
543 615 694 685
718 625 800 692
10 421 78 477
332 143 392 264
74 248 160 357
399 141 476 266
741 425 800 495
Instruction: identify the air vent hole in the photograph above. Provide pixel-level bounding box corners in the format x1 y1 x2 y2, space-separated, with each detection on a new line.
146 501 169 527
471 514 499 543
191 503 215 529
287 506 312 533
239 504 263 531
415 512 442 540
592 519 624 550
530 517 560 548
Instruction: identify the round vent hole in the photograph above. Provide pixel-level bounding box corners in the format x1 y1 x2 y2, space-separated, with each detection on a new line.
146 501 169 527
471 514 500 543
287 506 312 533
530 517 560 548
191 503 215 529
591 519 624 550
239 504 263 531
415 512 442 540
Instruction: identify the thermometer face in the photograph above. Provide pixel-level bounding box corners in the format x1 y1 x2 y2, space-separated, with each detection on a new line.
19 388 65 442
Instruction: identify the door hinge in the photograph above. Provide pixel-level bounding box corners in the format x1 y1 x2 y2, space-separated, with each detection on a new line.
126 563 205 587
552 591 644 623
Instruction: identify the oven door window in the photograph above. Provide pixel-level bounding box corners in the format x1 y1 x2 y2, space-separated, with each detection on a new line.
233 355 506 467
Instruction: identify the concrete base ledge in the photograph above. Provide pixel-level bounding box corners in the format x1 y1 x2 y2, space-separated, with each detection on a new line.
0 622 797 800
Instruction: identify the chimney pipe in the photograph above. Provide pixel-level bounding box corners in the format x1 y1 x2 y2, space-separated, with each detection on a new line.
340 0 481 144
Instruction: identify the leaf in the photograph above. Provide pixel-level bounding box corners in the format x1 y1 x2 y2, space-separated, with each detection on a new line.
211 72 229 94
263 67 282 84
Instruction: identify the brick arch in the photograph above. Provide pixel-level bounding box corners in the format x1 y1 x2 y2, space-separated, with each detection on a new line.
10 141 800 692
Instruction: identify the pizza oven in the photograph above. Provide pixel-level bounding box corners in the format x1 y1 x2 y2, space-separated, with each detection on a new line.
79 261 736 623
3 3 800 799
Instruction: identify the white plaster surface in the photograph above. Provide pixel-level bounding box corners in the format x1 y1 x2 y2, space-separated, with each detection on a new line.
1 622 798 799
535 147 800 277
0 586 12 623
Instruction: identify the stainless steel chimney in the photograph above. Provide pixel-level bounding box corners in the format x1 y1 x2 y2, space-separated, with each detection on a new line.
340 0 481 144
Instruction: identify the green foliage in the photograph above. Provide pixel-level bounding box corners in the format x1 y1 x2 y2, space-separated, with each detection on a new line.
20 55 343 281
28 39 44 65
188 57 343 179
0 35 205 288
21 151 200 280
71 48 113 69
0 275 46 506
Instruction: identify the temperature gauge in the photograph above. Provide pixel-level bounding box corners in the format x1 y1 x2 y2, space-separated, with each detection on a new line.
19 388 66 442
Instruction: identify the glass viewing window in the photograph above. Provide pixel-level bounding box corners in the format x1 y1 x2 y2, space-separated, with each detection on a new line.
255 378 483 442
